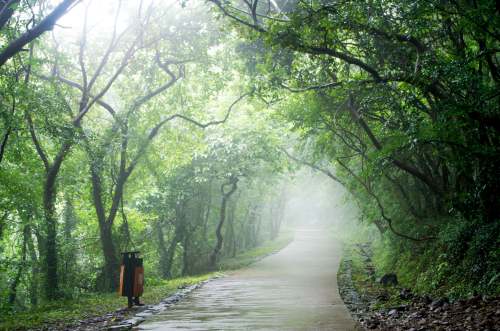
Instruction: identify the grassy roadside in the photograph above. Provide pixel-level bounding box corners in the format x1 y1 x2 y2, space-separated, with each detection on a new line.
338 243 406 310
0 275 214 330
218 230 294 271
0 231 294 330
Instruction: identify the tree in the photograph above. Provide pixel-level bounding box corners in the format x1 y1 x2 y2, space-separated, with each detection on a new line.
209 0 500 295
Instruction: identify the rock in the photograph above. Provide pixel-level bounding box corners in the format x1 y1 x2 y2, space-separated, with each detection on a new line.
422 295 432 304
150 304 168 311
397 305 409 311
108 325 132 330
399 288 413 300
388 309 399 318
365 319 379 329
430 297 449 309
379 273 398 286
122 316 145 325
135 311 153 317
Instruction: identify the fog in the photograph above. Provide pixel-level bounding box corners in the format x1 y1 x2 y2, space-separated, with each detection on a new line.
282 169 361 237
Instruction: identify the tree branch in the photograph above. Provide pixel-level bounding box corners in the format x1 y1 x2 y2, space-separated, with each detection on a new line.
43 74 117 117
208 0 266 33
131 51 185 110
347 95 443 195
25 112 50 172
72 40 137 125
0 127 10 165
125 92 251 177
0 0 79 66
281 81 342 92
280 147 345 185
336 158 435 241
0 0 19 31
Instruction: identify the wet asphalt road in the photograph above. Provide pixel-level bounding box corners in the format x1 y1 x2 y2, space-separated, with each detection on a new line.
138 227 356 330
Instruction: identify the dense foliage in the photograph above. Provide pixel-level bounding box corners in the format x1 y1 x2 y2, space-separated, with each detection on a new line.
209 0 499 297
0 0 289 313
0 0 498 319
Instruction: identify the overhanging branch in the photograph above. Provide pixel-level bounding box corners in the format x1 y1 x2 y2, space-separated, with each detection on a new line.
0 0 79 66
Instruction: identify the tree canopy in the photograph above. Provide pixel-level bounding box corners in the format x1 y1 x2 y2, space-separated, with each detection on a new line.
0 0 498 316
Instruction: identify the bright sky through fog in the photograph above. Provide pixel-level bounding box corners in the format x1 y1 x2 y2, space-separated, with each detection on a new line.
53 0 170 42
55 1 123 40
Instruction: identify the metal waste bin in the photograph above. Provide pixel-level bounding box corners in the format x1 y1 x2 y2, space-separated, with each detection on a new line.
119 251 144 307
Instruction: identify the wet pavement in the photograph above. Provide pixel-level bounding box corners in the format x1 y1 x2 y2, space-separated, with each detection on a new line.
138 227 357 330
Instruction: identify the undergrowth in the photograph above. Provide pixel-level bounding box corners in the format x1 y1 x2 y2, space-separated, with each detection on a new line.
372 217 500 299
0 275 213 330
0 231 293 330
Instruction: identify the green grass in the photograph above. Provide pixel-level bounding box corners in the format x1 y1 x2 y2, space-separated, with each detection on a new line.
0 231 294 330
218 230 294 270
0 274 214 330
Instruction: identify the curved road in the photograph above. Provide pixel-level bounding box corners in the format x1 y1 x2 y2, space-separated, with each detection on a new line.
138 228 357 330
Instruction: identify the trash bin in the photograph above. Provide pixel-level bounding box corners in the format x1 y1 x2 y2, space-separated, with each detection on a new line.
119 251 144 307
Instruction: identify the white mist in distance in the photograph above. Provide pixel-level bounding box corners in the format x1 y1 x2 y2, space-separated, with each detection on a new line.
282 169 363 239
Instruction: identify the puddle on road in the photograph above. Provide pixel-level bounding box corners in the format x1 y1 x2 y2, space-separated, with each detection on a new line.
137 228 356 331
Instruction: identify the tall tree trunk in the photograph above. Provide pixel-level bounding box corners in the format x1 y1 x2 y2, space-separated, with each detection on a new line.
202 182 213 242
254 213 262 247
99 222 120 291
271 192 286 240
0 127 11 164
210 177 238 269
8 222 29 306
156 220 169 278
161 204 186 278
61 196 77 287
164 236 179 279
227 203 237 257
89 164 120 291
182 236 190 276
0 212 7 240
42 149 69 300
26 227 39 306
